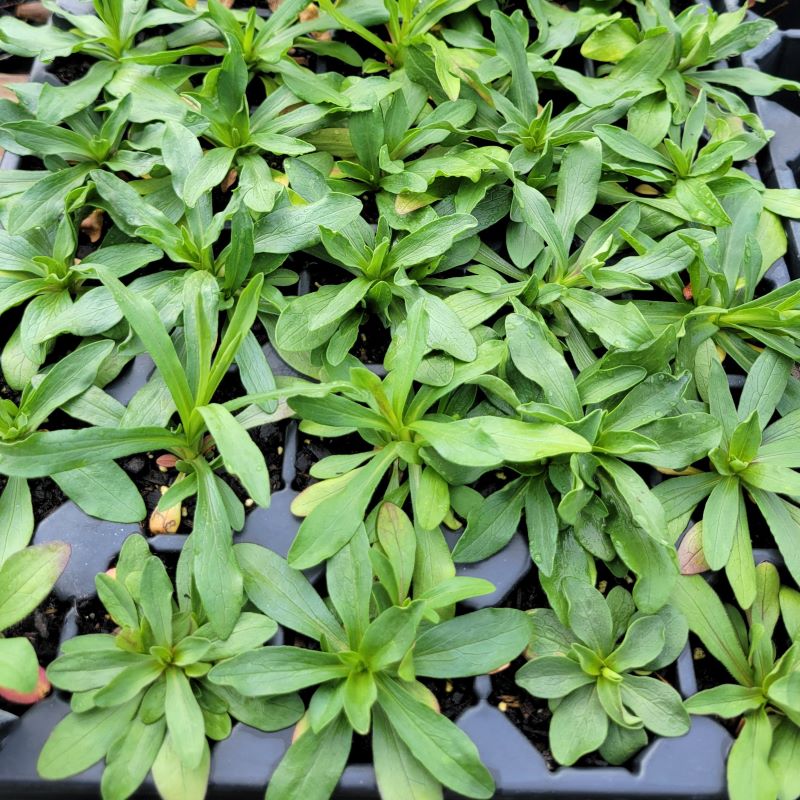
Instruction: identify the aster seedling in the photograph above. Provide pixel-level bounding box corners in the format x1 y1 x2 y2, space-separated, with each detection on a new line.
267 299 590 573
675 563 800 800
452 312 719 615
38 534 302 800
0 211 161 383
655 341 800 608
209 532 532 800
0 340 148 558
516 578 689 766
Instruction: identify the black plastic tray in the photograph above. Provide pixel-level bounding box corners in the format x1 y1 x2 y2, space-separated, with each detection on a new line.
3 0 800 797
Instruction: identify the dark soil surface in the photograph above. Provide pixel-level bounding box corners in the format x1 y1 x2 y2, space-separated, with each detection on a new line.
48 54 93 84
350 312 390 366
75 594 118 637
488 655 560 769
421 676 478 720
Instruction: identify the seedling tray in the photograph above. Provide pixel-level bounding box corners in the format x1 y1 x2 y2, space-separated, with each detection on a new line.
0 1 798 798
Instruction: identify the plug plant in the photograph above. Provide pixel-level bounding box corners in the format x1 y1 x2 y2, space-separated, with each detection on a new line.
0 0 207 65
0 212 161 381
273 212 481 364
0 96 160 234
0 340 147 558
674 564 800 800
452 311 719 614
655 342 800 608
516 578 690 766
37 534 301 800
209 532 531 800
271 300 590 574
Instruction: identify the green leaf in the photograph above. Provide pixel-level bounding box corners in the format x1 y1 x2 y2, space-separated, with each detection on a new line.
474 417 591 462
780 586 800 641
140 556 173 647
414 608 530 677
210 685 302 732
549 683 608 766
0 541 69 630
749 490 800 587
0 636 39 693
307 277 372 332
265 713 352 800
165 667 206 767
555 138 602 245
93 657 164 708
360 602 426 672
452 477 527 563
327 525 371 648
515 655 594 699
254 194 363 253
674 178 731 227
151 733 210 800
209 646 350 696
53 461 145 524
0 476 32 566
9 164 93 234
343 668 377 734
685 684 765 718
606 616 665 673
183 147 236 207
192 460 243 638
727 709 776 800
604 373 689 432
20 339 114 430
373 706 442 800
388 214 477 269
376 503 416 603
93 265 194 426
512 181 568 270
702 475 741 570
564 578 614 655
619 674 689 736
423 294 477 362
506 313 581 420
95 572 138 630
525 476 559 576
37 700 139 779
376 677 494 799
490 11 537 119
561 289 652 350
594 124 673 170
288 445 399 569
101 715 165 800
198 404 270 507
411 419 501 468
598 457 668 543
235 543 346 647
739 348 791 428
770 718 800 800
671 575 752 686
